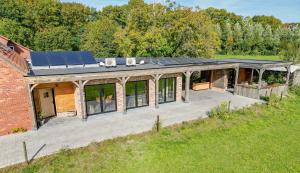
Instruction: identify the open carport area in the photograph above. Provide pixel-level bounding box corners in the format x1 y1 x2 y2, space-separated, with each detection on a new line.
0 90 262 168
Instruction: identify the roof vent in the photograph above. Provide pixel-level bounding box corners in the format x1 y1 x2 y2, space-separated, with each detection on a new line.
126 58 136 66
105 58 116 67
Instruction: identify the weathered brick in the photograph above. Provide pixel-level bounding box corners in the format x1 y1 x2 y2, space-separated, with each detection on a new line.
0 59 32 135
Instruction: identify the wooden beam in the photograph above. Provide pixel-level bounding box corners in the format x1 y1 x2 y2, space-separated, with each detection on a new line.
30 83 39 92
250 68 254 84
118 77 130 114
234 67 240 94
184 71 192 103
151 74 163 108
26 63 240 84
258 69 265 90
27 84 38 130
78 80 87 120
286 65 291 85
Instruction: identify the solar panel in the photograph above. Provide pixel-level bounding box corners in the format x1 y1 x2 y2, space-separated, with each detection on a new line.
48 52 66 66
79 51 97 65
65 52 83 65
116 58 126 65
30 52 49 66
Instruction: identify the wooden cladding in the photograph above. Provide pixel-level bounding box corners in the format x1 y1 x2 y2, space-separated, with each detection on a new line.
33 82 76 114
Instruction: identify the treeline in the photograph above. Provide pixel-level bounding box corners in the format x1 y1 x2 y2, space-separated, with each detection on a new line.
0 0 299 61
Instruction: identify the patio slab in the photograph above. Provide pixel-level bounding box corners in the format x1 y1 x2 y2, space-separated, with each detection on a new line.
0 90 262 168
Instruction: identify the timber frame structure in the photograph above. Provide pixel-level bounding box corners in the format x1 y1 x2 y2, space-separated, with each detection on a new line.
0 36 292 135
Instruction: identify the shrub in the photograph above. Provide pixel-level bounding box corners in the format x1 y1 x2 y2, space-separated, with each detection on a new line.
208 101 230 120
12 127 27 133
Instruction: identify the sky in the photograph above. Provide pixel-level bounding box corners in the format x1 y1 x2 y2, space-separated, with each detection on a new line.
61 0 300 23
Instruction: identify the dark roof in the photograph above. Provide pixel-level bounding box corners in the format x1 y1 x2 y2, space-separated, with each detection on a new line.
218 58 287 64
28 53 290 77
29 57 235 76
0 42 28 73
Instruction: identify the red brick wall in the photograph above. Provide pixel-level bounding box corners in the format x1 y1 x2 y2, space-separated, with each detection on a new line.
0 59 32 135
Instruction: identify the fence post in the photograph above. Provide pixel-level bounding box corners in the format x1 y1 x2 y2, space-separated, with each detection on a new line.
280 92 283 101
228 101 231 112
156 115 160 132
23 141 29 164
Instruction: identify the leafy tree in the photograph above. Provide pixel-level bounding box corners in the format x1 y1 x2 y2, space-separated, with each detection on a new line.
232 22 243 54
81 19 119 57
252 23 264 54
204 7 243 26
223 21 233 54
279 27 300 63
252 15 282 30
98 5 129 28
0 18 33 47
34 26 72 51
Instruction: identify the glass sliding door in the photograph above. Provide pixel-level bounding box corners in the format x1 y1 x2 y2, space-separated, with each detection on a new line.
166 78 176 102
85 85 102 115
102 84 116 112
159 78 176 104
85 83 116 115
126 81 148 109
126 82 136 109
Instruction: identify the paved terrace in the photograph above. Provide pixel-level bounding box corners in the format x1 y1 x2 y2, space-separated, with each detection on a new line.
0 90 262 168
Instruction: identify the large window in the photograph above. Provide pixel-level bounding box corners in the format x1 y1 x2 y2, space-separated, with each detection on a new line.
85 83 116 115
126 81 148 109
159 78 176 104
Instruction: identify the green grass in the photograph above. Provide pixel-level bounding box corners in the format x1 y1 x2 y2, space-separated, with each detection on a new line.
215 54 281 61
2 88 300 173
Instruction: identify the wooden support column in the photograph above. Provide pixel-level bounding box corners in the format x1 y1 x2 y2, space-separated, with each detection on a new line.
151 74 163 109
210 70 214 89
286 65 291 86
28 84 38 130
234 67 239 94
118 77 130 114
184 71 192 103
250 68 254 84
78 80 87 120
258 68 265 90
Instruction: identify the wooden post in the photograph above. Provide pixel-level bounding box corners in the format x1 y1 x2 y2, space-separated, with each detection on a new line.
280 91 283 101
23 141 29 164
156 115 160 132
118 77 130 114
210 70 214 89
184 71 191 103
28 85 38 130
228 101 231 112
79 80 87 120
155 75 161 108
286 65 291 86
250 68 254 84
151 74 162 109
258 69 265 90
234 67 239 94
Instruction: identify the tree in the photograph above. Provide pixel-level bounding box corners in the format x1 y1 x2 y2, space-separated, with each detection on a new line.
223 21 233 54
98 5 129 28
279 27 300 63
81 19 119 57
34 26 72 51
252 15 282 30
232 22 243 54
252 23 264 54
0 18 33 47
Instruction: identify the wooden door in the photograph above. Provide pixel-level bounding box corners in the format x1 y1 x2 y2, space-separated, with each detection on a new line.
38 88 56 117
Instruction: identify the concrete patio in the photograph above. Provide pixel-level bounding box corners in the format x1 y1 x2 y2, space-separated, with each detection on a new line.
0 90 262 168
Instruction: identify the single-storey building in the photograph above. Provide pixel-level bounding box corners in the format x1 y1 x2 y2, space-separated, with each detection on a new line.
0 36 292 135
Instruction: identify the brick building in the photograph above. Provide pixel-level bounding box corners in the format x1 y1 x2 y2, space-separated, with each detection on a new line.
0 36 292 136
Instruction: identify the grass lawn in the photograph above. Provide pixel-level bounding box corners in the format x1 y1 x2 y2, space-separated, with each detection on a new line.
215 54 281 61
2 89 300 173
